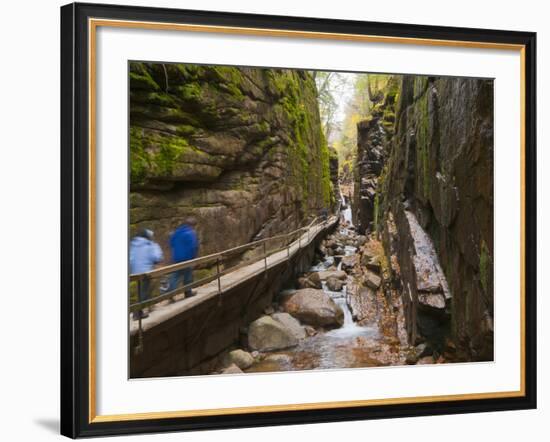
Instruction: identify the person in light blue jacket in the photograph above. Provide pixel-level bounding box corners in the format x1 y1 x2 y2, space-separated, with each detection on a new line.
130 228 163 319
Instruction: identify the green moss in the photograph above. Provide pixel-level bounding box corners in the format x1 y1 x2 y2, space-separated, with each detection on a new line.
175 64 205 81
129 69 160 91
156 137 191 174
130 127 148 183
131 90 175 107
479 240 492 293
176 82 202 101
268 70 319 212
385 76 401 104
373 192 380 232
319 129 333 207
413 76 429 99
130 127 200 182
175 124 197 137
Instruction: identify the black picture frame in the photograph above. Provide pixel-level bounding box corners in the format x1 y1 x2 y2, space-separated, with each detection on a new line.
60 2 537 438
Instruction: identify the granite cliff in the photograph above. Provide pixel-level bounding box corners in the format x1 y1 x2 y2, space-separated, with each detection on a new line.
353 75 494 361
129 63 336 256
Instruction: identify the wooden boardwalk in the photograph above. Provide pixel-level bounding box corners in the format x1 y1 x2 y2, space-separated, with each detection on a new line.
130 216 338 335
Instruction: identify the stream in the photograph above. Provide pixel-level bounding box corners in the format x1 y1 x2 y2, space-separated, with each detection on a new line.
246 195 405 373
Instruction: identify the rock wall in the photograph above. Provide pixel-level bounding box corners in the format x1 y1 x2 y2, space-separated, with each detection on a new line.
356 75 494 361
130 63 334 256
353 76 399 232
328 146 339 207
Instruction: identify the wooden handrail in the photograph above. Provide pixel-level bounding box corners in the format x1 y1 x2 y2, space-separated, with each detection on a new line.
129 217 319 282
129 215 336 313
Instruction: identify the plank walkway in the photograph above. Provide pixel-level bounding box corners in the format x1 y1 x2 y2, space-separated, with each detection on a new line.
130 216 338 334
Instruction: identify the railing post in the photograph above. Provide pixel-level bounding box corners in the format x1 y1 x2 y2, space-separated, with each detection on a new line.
216 257 222 294
263 241 267 274
287 236 290 257
136 278 143 319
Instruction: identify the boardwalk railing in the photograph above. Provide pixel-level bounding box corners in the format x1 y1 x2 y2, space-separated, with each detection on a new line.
129 216 333 314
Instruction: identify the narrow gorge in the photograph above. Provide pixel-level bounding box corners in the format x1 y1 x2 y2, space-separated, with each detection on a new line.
129 64 494 377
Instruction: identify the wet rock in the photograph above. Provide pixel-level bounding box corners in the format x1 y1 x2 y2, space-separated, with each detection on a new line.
272 312 307 340
348 286 376 323
363 271 382 290
444 337 457 354
304 272 322 289
221 363 244 374
304 325 317 336
356 235 367 247
326 276 344 292
340 255 357 271
405 349 419 365
417 356 435 365
248 316 298 351
281 289 344 328
309 272 322 285
418 292 446 310
414 342 433 359
264 354 292 364
317 270 347 281
360 252 373 266
405 343 433 365
298 277 314 289
223 349 255 370
277 289 297 305
365 257 382 274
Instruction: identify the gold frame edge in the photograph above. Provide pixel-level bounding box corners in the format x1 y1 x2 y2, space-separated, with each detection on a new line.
87 18 527 423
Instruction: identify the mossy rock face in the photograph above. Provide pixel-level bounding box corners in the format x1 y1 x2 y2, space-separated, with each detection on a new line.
353 74 400 233
376 74 494 361
129 62 331 262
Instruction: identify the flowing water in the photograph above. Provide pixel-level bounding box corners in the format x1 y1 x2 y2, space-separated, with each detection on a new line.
246 197 399 374
340 189 354 227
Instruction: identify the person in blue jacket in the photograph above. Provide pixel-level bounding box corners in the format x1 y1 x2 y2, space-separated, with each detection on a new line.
129 228 163 319
168 217 199 297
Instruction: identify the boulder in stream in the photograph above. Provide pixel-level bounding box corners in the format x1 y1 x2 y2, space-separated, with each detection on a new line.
223 349 255 370
317 270 347 281
281 288 344 328
340 255 357 271
221 363 244 374
272 312 307 340
297 272 322 289
326 276 344 292
248 316 298 351
365 256 382 274
363 271 382 290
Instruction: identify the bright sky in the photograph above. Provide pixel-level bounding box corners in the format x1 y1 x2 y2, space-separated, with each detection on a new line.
332 73 360 124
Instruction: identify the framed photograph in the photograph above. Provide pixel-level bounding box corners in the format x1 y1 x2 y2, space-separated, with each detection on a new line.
60 2 537 438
